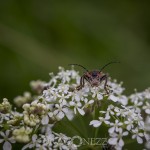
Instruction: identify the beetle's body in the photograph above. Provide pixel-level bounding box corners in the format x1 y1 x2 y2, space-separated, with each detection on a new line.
83 70 103 87
69 62 119 94
77 70 108 93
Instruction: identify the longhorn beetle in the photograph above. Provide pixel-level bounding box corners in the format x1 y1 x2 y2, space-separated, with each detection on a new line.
69 62 120 94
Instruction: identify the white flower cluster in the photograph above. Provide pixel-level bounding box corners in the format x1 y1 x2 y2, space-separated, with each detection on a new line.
0 67 150 150
14 92 32 107
22 132 77 150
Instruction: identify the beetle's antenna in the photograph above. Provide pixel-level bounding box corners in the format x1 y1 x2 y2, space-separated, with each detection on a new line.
68 64 89 72
100 61 120 72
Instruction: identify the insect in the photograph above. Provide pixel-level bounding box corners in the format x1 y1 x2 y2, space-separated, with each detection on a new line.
69 62 119 94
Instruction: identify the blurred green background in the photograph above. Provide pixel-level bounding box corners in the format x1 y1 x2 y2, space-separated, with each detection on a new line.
0 0 150 100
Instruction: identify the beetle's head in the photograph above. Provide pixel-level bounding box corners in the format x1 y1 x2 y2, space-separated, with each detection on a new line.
87 71 101 87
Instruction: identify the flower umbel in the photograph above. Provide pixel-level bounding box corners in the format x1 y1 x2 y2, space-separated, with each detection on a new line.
0 67 149 150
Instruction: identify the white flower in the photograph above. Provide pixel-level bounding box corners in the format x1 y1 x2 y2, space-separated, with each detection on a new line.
108 120 123 133
53 103 68 120
130 91 144 103
129 100 143 113
0 130 15 150
42 134 55 148
13 92 32 107
41 124 53 135
91 87 103 100
30 80 46 94
118 95 128 105
41 114 49 125
105 105 115 119
132 128 144 144
52 133 78 150
108 128 128 148
71 89 88 102
22 134 42 150
124 119 134 130
82 98 94 108
123 107 136 119
145 116 150 131
69 68 79 79
143 102 150 114
69 101 85 115
57 93 70 104
35 143 47 150
108 80 124 95
49 73 58 87
58 83 69 94
90 117 110 127
0 113 10 124
144 132 150 142
54 132 69 143
143 88 150 99
43 88 58 102
114 107 126 117
53 141 69 150
67 140 77 150
58 67 71 83
134 114 144 129
108 94 118 102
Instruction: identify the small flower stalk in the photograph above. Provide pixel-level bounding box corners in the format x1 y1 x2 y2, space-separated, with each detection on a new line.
0 67 150 150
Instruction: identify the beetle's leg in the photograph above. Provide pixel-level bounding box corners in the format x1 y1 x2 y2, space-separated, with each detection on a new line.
76 76 85 90
84 75 90 83
100 75 109 94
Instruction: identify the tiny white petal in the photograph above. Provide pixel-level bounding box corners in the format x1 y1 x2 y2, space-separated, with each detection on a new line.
108 127 115 134
0 132 5 137
108 138 118 145
119 138 124 147
119 96 128 105
88 100 94 104
77 108 85 116
132 134 136 139
32 134 37 142
97 94 103 100
105 114 110 120
144 133 150 141
90 120 101 127
123 131 128 136
109 95 118 102
69 101 75 106
118 128 123 133
127 125 131 131
137 136 143 144
41 115 49 125
104 121 110 124
6 130 10 137
3 141 12 150
77 102 82 107
100 111 106 113
145 109 150 114
118 122 123 126
57 111 65 119
75 95 80 101
138 133 143 137
63 108 68 113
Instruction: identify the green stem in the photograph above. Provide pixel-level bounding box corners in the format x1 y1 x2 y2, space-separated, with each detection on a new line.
65 116 86 139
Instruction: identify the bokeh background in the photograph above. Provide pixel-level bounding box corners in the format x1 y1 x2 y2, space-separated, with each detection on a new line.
0 0 150 100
